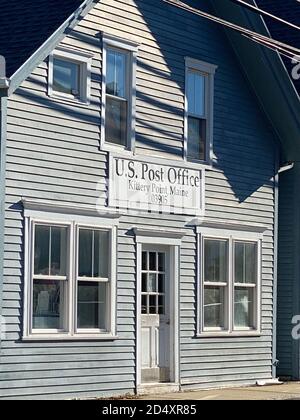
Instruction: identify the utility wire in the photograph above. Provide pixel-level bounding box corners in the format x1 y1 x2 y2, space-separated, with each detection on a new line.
228 0 300 32
163 0 300 61
243 34 299 62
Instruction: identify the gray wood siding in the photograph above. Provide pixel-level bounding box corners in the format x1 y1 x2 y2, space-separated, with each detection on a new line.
0 0 278 398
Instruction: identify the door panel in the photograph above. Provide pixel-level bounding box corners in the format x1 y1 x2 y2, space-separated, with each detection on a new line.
141 247 170 384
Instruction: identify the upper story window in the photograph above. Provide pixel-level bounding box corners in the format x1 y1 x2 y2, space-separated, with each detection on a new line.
106 49 128 146
53 58 80 96
185 58 217 164
48 48 93 104
101 34 138 151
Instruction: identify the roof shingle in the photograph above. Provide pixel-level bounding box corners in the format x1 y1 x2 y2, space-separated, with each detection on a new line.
0 0 83 77
256 0 300 94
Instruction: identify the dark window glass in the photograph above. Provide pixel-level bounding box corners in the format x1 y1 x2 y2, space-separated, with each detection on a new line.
34 225 67 276
149 252 156 271
235 242 257 284
34 225 50 276
53 58 80 96
234 287 254 328
204 239 228 283
77 281 106 329
187 70 207 161
33 279 64 329
105 96 127 145
187 117 206 160
78 229 109 278
204 286 225 328
142 252 148 271
106 50 126 98
106 49 128 146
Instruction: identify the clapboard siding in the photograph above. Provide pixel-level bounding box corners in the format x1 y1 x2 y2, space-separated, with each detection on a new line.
0 0 279 399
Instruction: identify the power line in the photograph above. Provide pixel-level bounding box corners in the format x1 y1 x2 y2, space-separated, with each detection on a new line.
163 0 300 61
228 0 300 32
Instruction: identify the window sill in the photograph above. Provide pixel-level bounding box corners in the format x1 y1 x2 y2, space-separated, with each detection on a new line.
22 334 118 342
101 143 134 155
48 92 90 107
185 157 213 170
196 331 261 338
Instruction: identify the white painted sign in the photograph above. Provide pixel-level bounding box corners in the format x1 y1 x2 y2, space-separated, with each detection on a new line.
108 155 204 215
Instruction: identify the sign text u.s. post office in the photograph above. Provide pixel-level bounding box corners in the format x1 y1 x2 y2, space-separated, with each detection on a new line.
108 154 205 216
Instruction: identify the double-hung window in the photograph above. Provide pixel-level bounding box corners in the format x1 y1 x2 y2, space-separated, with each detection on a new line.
203 239 228 330
185 58 217 163
198 227 262 336
102 34 138 150
24 216 117 340
77 228 110 332
32 224 69 332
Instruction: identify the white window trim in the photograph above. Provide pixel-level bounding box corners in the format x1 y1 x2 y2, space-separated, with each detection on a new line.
23 212 118 341
48 47 93 105
196 226 262 338
184 57 217 165
101 33 139 153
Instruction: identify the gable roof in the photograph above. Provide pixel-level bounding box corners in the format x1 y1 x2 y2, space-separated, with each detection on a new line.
256 0 300 95
0 0 84 78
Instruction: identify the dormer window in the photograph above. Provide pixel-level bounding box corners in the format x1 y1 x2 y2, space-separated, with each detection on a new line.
48 48 92 104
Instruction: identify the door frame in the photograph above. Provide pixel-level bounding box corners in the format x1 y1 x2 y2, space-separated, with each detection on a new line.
134 228 184 392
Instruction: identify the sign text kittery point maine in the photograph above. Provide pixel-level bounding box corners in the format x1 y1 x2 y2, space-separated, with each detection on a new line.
108 155 204 215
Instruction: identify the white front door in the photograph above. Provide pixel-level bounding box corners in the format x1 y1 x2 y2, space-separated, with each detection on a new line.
141 246 171 383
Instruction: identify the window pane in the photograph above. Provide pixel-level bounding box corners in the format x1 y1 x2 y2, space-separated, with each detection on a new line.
78 229 93 277
51 227 67 276
187 117 206 160
234 287 254 328
105 96 127 145
187 72 195 115
33 279 65 329
53 58 79 95
149 252 156 271
79 229 109 278
204 286 225 329
34 225 50 275
77 281 107 329
158 253 165 272
142 252 148 271
158 274 165 293
187 71 205 117
34 225 67 276
235 242 257 284
142 273 147 292
158 295 165 315
94 230 109 278
149 295 156 314
141 295 147 314
106 50 126 98
148 273 156 292
204 239 228 283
